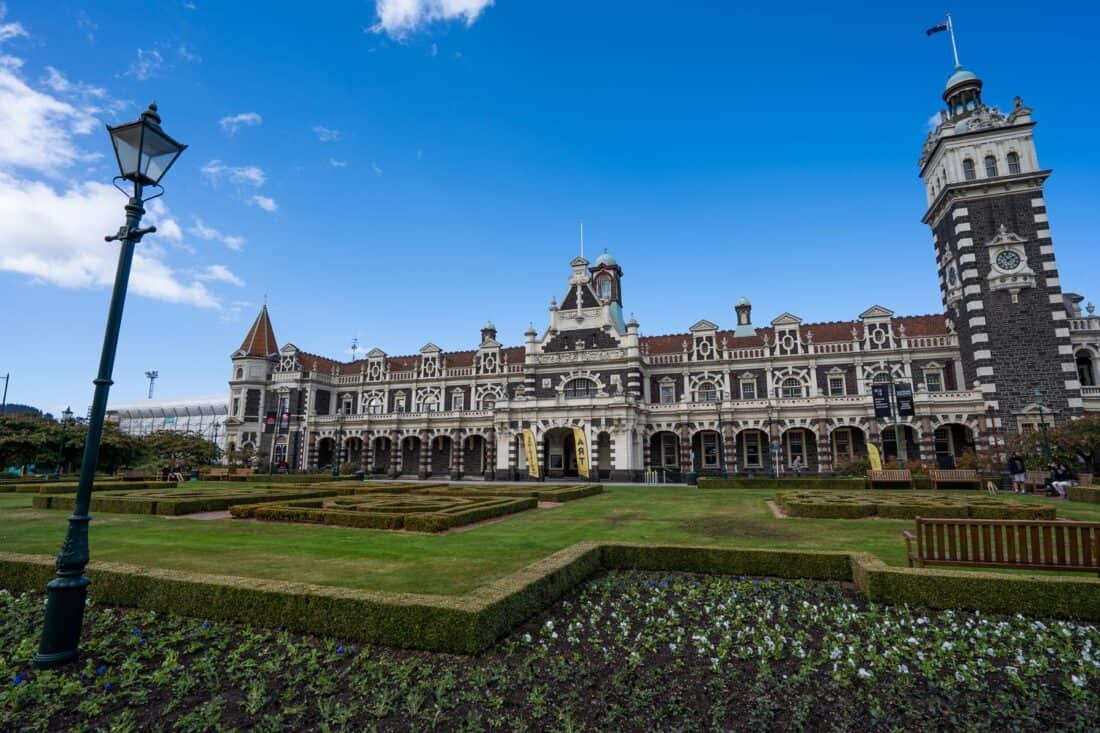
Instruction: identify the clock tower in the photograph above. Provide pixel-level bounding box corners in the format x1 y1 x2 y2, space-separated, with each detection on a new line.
919 64 1082 432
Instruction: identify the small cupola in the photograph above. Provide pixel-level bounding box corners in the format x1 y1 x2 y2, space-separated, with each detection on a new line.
942 65 983 121
589 248 624 305
733 296 754 338
480 320 497 343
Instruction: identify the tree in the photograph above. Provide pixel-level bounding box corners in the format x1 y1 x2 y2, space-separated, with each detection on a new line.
138 431 221 468
0 414 56 471
1052 414 1100 471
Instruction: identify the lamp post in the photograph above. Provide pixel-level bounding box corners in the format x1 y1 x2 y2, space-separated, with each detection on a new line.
1 373 8 414
52 407 74 480
1034 388 1051 462
714 390 728 479
36 103 186 670
332 408 345 477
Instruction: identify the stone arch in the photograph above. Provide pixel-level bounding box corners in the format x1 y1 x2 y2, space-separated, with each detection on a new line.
430 434 452 476
781 426 818 473
596 431 612 478
734 426 771 475
933 422 976 468
463 434 486 476
371 435 391 474
400 435 421 476
1077 348 1097 387
691 427 723 475
316 437 336 470
828 424 867 464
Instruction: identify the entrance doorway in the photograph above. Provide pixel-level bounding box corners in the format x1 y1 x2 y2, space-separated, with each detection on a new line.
543 428 578 478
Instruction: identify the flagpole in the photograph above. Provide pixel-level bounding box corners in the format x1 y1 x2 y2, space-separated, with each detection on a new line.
580 221 584 259
947 13 960 67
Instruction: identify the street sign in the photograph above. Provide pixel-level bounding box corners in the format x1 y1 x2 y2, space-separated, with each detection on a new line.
895 382 915 417
871 384 892 418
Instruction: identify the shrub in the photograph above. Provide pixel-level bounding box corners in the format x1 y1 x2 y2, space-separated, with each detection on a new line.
698 477 866 490
777 491 1055 521
1067 486 1100 504
833 457 871 476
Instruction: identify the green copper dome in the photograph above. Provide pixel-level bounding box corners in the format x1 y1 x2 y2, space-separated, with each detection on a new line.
594 249 617 267
945 66 978 91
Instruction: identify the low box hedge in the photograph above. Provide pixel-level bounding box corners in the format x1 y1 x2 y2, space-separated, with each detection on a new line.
33 487 342 516
777 491 1056 521
2 541 1098 656
16 480 176 494
1068 486 1100 504
698 477 867 490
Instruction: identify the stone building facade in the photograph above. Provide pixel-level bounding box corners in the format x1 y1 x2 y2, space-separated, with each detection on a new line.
224 64 1100 481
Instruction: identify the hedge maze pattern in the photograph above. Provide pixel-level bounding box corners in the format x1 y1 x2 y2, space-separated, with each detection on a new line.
777 492 1057 520
231 493 537 532
32 487 341 516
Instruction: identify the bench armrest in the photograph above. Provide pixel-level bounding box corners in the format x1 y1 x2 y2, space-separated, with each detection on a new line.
902 530 916 568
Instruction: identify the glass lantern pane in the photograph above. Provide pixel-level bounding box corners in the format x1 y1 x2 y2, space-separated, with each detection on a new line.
139 126 182 184
109 122 143 178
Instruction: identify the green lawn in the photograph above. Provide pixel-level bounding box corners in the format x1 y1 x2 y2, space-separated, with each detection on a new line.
3 484 1099 595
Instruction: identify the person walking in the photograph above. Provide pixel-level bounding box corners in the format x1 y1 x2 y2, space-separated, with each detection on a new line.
792 456 804 477
1007 453 1027 494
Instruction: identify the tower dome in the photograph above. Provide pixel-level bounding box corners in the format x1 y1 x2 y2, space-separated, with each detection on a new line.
942 65 983 120
594 249 617 267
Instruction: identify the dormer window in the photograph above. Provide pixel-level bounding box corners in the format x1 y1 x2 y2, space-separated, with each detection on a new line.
962 158 976 181
1007 151 1020 174
596 276 611 299
563 378 597 398
984 155 998 177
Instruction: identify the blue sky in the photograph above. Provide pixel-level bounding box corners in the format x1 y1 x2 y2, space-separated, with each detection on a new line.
1 1 1097 417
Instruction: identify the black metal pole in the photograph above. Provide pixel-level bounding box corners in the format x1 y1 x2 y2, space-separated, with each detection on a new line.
1 373 8 414
52 416 69 480
716 393 727 479
36 188 148 669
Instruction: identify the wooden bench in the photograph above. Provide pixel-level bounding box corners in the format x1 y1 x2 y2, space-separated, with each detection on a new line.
205 468 230 480
1023 470 1050 492
929 469 979 491
1079 473 1094 487
116 470 148 481
233 468 256 477
867 469 913 489
903 517 1100 574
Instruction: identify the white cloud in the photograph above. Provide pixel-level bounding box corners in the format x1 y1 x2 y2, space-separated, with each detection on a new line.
201 159 266 187
197 264 244 287
41 66 107 98
428 43 438 57
312 125 342 143
0 60 97 174
219 111 262 134
190 218 245 250
927 111 944 131
0 173 219 308
328 158 347 168
146 198 183 242
177 44 201 63
121 48 162 81
0 8 28 45
371 162 383 175
250 194 278 212
371 0 494 38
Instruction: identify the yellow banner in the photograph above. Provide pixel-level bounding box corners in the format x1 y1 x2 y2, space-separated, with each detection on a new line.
572 426 590 479
867 443 883 472
522 429 540 478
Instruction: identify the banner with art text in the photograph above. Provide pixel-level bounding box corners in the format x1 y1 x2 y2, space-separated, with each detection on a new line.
522 429 540 478
572 426 590 479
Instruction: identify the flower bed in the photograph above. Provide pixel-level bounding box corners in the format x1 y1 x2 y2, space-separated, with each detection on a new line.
1 572 1097 730
777 491 1056 520
230 492 538 532
30 487 343 516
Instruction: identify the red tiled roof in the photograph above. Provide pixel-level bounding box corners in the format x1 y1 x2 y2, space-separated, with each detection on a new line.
238 305 279 357
641 314 946 354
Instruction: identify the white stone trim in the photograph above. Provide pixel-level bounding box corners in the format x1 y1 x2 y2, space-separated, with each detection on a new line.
969 316 987 328
1056 327 1070 338
952 208 969 219
965 300 984 312
1058 344 1074 355
1035 228 1051 239
955 222 971 234
973 349 992 361
1068 397 1084 408
970 333 989 344
976 366 995 377
1034 213 1048 224
957 237 973 249
1030 197 1045 207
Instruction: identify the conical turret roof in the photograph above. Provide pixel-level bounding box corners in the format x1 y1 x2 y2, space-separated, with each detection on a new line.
238 304 279 357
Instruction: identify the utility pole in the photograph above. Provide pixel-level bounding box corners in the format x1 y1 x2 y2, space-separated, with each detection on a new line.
145 370 158 399
1 372 8 414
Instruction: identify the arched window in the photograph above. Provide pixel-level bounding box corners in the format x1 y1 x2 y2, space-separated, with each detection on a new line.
1078 351 1096 387
1007 151 1020 174
984 155 998 177
596 277 612 299
697 382 718 403
235 368 243 379
481 397 496 410
872 372 892 385
962 158 976 181
367 398 383 414
563 378 597 398
780 377 803 399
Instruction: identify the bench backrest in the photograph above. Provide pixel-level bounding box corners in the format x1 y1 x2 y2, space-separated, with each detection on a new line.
929 469 978 480
1079 473 1094 486
1025 470 1048 483
914 517 1100 570
867 470 912 482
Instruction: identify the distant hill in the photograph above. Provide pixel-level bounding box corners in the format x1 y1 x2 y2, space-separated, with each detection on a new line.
1 404 42 416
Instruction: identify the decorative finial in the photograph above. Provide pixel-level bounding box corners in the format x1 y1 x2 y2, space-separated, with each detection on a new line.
1088 302 1096 316
262 293 268 307
141 101 162 125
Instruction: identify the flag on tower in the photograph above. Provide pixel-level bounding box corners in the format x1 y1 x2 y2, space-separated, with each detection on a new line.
925 22 948 36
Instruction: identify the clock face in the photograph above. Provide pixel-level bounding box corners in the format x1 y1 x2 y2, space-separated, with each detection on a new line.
996 250 1021 271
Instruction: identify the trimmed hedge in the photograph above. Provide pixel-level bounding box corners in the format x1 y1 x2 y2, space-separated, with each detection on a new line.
1068 486 1100 504
235 493 537 532
1 542 1098 656
697 477 867 490
32 487 342 516
418 483 604 503
777 491 1056 520
16 480 176 494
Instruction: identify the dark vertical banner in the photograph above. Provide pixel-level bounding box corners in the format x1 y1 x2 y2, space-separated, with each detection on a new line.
895 383 915 417
264 411 276 433
872 384 893 418
279 410 290 433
